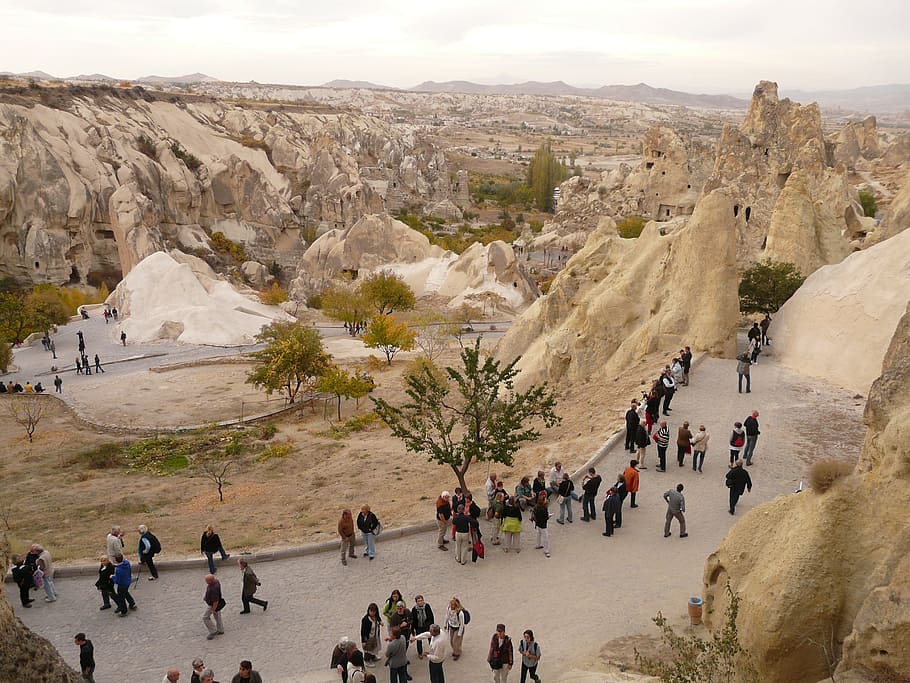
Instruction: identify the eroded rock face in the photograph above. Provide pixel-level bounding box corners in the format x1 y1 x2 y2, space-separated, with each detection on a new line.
833 116 882 169
0 87 453 286
0 536 81 682
703 304 910 683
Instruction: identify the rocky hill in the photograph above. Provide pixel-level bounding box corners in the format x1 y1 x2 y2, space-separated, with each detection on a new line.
0 84 456 288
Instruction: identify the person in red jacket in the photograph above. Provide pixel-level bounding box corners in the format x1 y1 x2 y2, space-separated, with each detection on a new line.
488 623 513 683
624 460 641 509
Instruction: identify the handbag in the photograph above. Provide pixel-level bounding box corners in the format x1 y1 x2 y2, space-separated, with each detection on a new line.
216 597 226 612
473 537 485 559
373 521 383 537
489 656 503 670
556 495 565 505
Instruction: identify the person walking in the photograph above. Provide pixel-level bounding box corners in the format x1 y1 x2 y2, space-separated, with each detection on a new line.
412 624 449 683
518 630 541 683
743 410 760 466
94 557 115 610
356 505 380 561
120 331 127 346
663 484 687 538
54 374 63 393
200 525 230 573
238 559 268 613
487 624 514 683
624 400 640 452
137 525 160 580
624 460 640 509
691 425 710 472
435 492 452 551
760 313 772 345
452 505 479 566
112 554 136 615
444 598 467 660
725 460 753 515
230 660 263 683
556 473 575 524
500 497 523 553
75 633 96 683
75 357 83 375
202 574 225 639
385 626 409 683
532 495 551 558
736 353 752 393
94 354 105 373
10 554 34 607
339 509 357 565
106 525 125 561
580 467 602 521
33 544 57 602
729 422 746 465
653 420 670 471
676 421 693 468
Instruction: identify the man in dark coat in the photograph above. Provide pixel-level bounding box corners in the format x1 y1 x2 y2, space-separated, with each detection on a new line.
580 467 602 521
624 400 640 452
725 460 753 515
74 633 95 682
601 488 621 537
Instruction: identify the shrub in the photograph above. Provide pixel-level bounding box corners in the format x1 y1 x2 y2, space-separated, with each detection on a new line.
529 219 543 234
325 412 381 439
306 292 324 309
858 189 877 218
68 443 126 469
0 343 11 373
137 134 158 160
616 215 647 238
257 442 292 462
739 260 805 314
809 459 853 492
402 356 448 386
170 141 202 172
209 231 248 264
259 282 289 305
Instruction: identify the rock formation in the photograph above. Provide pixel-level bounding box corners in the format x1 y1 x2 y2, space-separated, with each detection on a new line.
497 191 739 386
703 303 910 683
865 169 910 245
832 116 881 169
108 250 292 345
0 85 455 287
770 228 910 396
0 536 81 682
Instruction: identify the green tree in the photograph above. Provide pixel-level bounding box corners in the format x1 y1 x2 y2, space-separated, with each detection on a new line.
321 287 373 336
362 315 417 365
738 261 805 314
316 364 374 421
0 291 69 343
0 342 11 373
858 189 877 217
246 322 330 403
372 339 560 492
527 139 569 212
359 271 416 315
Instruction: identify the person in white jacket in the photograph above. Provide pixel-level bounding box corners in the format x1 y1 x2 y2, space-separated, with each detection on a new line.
412 624 449 683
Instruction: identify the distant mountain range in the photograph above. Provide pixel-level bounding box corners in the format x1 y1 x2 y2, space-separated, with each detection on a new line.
0 71 219 85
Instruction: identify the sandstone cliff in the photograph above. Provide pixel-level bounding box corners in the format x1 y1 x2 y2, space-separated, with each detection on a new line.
0 85 454 287
703 304 910 682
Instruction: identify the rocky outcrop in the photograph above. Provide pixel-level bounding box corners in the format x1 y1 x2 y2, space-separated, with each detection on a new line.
0 86 453 287
832 116 881 169
703 304 910 683
865 169 910 245
0 536 81 682
497 191 739 386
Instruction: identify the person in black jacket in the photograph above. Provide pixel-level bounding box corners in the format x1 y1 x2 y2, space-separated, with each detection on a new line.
634 420 652 469
532 497 551 557
601 488 621 537
95 557 115 610
10 554 34 607
612 475 627 529
726 461 753 515
74 633 95 682
624 400 640 452
200 525 230 574
356 505 380 560
360 604 382 664
410 596 435 658
580 468 602 522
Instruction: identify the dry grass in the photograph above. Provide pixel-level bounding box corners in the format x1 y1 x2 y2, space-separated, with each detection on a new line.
809 459 854 492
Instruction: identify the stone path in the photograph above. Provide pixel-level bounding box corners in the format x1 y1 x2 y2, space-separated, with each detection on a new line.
9 347 865 682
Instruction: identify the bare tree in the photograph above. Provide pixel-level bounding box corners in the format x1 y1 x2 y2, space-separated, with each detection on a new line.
197 455 238 503
7 395 48 443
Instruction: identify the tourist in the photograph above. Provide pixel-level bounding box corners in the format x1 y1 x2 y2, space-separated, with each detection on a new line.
736 352 752 393
676 421 693 468
500 496 523 553
532 494 550 557
388 601 412 647
31 543 57 602
671 357 685 384
230 660 262 683
112 554 136 615
94 557 115 610
443 598 467 660
748 322 762 363
137 525 159 580
612 474 627 528
451 488 466 515
82 352 92 375
410 596 435 658
661 369 677 415
624 460 640 509
331 637 354 682
360 603 383 666
50 339 56 358
238 559 268 613
202 573 225 639
644 389 660 434
487 623 514 683
743 410 760 466
435 492 452 551
760 313 772 345
725 460 753 515
384 626 408 683
356 504 380 560
347 650 367 681
94 353 104 373
74 632 95 682
634 419 651 468
531 471 547 500
546 462 566 496
200 525 230 573
339 509 358 564
653 420 670 471
54 374 63 393
580 467 602 521
163 669 181 682
382 590 405 623
729 422 746 465
190 658 205 683
106 525 125 562
412 624 448 683
76 357 83 375
23 381 34 393
112 307 119 320
518 630 541 683
662 484 687 538
464 492 482 519
515 476 535 510
556 472 575 524
452 505 479 565
120 331 127 346
199 670 218 683
489 491 505 545
484 473 499 506
691 424 710 472
601 488 620 537
681 346 693 385
10 554 34 607
624 400 640 452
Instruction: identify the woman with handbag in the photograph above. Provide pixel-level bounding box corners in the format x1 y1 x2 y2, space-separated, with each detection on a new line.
556 473 575 524
500 497 523 553
360 603 383 666
444 598 467 660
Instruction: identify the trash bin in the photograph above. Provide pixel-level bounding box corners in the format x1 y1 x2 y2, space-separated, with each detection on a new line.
688 596 703 625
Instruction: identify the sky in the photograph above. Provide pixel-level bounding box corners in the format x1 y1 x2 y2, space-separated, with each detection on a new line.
2 0 908 93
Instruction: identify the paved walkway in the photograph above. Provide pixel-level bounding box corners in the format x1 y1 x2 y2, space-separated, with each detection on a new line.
8 348 865 682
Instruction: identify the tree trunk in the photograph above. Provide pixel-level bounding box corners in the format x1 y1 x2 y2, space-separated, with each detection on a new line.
336 395 342 421
217 481 224 502
451 465 468 495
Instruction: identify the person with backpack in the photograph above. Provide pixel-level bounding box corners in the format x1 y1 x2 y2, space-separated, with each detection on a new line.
444 598 469 660
138 525 160 580
518 630 541 683
729 422 746 465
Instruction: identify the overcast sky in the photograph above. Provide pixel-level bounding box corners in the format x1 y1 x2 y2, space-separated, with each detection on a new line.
3 0 908 93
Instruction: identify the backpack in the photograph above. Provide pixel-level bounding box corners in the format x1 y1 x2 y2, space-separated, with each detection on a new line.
145 532 162 555
461 608 471 625
731 432 745 448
